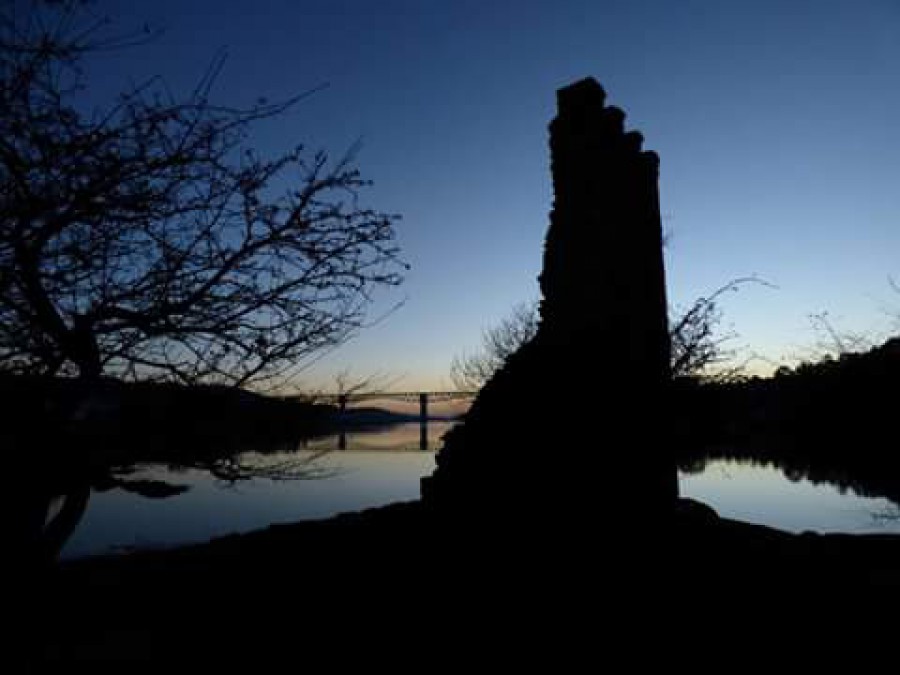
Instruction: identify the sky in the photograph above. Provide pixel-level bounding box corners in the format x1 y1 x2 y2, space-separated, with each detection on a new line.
86 0 899 391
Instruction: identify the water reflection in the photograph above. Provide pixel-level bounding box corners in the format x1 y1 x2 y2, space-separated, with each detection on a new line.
22 418 900 561
34 422 452 560
329 421 455 452
17 422 356 564
678 442 900 506
678 442 900 534
60 443 439 559
680 459 900 534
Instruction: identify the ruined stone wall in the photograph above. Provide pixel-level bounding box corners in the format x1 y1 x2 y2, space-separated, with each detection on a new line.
539 78 670 380
423 78 676 524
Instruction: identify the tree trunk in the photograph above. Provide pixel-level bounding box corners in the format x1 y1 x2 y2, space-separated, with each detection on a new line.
71 317 102 381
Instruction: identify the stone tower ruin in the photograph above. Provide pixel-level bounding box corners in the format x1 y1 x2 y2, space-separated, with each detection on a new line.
423 78 676 528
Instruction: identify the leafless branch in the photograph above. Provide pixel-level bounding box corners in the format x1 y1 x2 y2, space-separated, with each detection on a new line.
451 277 775 390
0 1 406 387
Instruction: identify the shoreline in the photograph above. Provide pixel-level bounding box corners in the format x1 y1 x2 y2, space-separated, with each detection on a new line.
31 495 900 662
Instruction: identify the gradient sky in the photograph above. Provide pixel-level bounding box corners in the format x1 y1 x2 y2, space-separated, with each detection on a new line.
88 0 900 391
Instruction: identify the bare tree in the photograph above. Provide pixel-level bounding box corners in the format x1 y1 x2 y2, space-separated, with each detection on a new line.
451 278 769 390
668 277 771 381
888 276 900 330
803 311 875 360
450 301 538 391
0 1 405 387
295 367 405 404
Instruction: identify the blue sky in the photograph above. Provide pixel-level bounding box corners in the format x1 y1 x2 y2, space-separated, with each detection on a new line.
90 0 900 390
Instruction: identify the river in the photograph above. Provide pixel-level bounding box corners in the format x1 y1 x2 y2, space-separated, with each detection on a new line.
55 421 900 559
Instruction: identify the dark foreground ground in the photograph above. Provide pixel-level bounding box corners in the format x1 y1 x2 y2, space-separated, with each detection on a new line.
17 495 900 669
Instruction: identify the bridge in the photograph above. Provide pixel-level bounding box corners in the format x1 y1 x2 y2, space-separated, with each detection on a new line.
317 390 476 417
290 391 477 450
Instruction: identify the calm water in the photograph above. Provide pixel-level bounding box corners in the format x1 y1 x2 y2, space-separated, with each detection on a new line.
57 423 900 559
681 459 900 535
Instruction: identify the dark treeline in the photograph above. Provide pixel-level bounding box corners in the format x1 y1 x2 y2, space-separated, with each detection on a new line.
672 336 900 504
2 374 340 489
2 374 334 442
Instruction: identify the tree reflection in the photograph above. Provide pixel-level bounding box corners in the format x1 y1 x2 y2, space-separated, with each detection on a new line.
191 448 339 484
23 480 90 566
677 442 900 509
872 505 900 523
17 428 338 566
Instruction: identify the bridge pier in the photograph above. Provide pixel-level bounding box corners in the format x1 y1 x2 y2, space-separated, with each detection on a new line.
338 394 349 450
419 393 428 423
419 393 429 450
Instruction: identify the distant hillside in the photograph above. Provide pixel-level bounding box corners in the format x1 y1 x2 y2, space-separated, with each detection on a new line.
0 374 335 454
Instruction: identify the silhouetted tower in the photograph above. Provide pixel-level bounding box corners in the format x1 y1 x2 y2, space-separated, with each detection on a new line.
540 78 670 382
423 77 677 525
